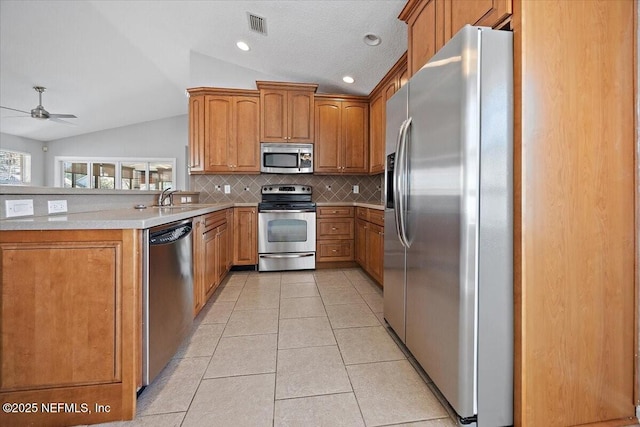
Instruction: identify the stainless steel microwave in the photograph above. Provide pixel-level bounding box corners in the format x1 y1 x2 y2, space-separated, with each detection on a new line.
260 143 313 174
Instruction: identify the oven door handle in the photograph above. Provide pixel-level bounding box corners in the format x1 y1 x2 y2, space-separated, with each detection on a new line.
259 209 316 213
259 253 315 259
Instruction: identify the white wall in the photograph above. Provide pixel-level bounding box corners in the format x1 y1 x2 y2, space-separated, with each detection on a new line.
45 114 188 189
190 51 283 89
0 132 46 186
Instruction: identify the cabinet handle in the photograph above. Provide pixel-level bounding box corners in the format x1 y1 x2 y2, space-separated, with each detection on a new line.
332 210 337 214
379 232 384 236
331 227 337 230
332 249 337 253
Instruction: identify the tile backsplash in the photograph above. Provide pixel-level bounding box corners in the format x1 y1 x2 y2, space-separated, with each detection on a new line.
191 174 384 204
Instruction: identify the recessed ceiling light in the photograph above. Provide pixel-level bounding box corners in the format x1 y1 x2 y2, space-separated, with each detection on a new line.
343 76 355 84
363 33 381 46
236 41 250 51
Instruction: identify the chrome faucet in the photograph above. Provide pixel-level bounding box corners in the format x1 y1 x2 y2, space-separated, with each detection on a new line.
158 187 177 206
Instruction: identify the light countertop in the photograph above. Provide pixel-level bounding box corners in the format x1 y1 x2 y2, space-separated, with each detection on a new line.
0 203 234 231
316 202 384 210
0 201 380 231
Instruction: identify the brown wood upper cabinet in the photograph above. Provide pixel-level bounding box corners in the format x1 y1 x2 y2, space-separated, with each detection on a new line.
187 88 260 174
399 0 512 77
314 95 369 174
368 53 408 174
257 81 318 143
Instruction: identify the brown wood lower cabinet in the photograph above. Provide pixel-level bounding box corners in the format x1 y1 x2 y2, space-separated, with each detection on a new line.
233 207 257 265
0 229 140 427
355 207 384 285
193 210 230 316
316 206 355 263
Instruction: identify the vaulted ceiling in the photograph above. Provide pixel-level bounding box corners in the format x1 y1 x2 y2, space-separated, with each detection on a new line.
0 0 407 142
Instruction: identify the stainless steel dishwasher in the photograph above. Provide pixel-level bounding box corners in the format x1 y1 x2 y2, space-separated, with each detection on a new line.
142 219 193 385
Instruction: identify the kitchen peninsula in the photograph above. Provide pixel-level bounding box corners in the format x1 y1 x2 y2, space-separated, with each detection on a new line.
0 194 238 427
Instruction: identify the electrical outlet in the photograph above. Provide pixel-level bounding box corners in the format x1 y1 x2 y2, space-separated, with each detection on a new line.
47 200 68 214
215 185 221 191
5 199 34 218
224 185 231 194
352 185 359 194
244 187 250 191
325 185 332 191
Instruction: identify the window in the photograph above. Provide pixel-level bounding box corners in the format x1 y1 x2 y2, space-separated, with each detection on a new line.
0 150 31 185
56 157 175 190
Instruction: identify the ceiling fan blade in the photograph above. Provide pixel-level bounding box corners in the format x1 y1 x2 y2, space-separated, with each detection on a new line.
48 117 76 126
0 106 30 115
48 113 77 119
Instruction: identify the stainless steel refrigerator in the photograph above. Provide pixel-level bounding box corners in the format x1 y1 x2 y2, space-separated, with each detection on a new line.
383 26 513 426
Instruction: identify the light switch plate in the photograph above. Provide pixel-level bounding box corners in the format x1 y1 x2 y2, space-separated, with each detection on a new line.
224 185 231 194
5 199 34 218
352 185 360 194
48 200 68 214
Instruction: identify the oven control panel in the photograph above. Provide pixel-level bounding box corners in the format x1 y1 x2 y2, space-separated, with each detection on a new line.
261 185 312 194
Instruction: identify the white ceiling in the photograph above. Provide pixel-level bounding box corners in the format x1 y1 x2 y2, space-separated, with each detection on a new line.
0 0 407 142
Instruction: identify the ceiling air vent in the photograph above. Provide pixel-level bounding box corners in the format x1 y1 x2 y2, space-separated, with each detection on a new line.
247 12 267 35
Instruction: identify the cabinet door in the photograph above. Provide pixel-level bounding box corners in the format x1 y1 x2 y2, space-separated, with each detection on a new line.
226 209 234 270
205 95 233 172
193 218 206 315
203 226 218 298
369 94 385 174
407 0 437 76
367 223 384 285
261 89 288 142
342 102 369 173
233 207 257 265
233 96 260 172
314 100 342 173
216 222 229 284
355 219 368 267
448 0 511 36
288 91 314 143
188 95 205 173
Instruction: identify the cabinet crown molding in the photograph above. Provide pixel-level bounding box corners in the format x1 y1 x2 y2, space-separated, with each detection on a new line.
256 81 318 93
187 87 259 97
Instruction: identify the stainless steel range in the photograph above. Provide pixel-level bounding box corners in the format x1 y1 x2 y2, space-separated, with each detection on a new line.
258 184 316 271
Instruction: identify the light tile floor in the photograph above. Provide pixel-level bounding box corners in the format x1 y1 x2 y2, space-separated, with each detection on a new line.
96 268 457 427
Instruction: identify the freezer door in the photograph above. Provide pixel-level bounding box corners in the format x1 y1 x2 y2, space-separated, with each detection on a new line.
404 26 513 426
383 85 409 342
405 26 480 419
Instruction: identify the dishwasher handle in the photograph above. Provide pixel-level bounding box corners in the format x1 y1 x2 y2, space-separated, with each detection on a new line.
149 222 192 245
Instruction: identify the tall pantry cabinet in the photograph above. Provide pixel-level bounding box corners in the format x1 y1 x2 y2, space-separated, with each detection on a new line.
399 0 637 425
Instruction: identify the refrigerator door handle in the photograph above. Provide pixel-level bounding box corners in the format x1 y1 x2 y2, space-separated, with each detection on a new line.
394 119 408 248
397 116 412 248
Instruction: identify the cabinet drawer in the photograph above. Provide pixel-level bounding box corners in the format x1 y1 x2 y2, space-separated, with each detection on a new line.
356 207 369 221
317 206 354 218
203 210 227 230
317 240 354 261
317 218 354 239
368 209 384 227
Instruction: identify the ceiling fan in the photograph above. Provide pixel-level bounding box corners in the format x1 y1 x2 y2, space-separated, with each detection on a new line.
1 86 77 125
